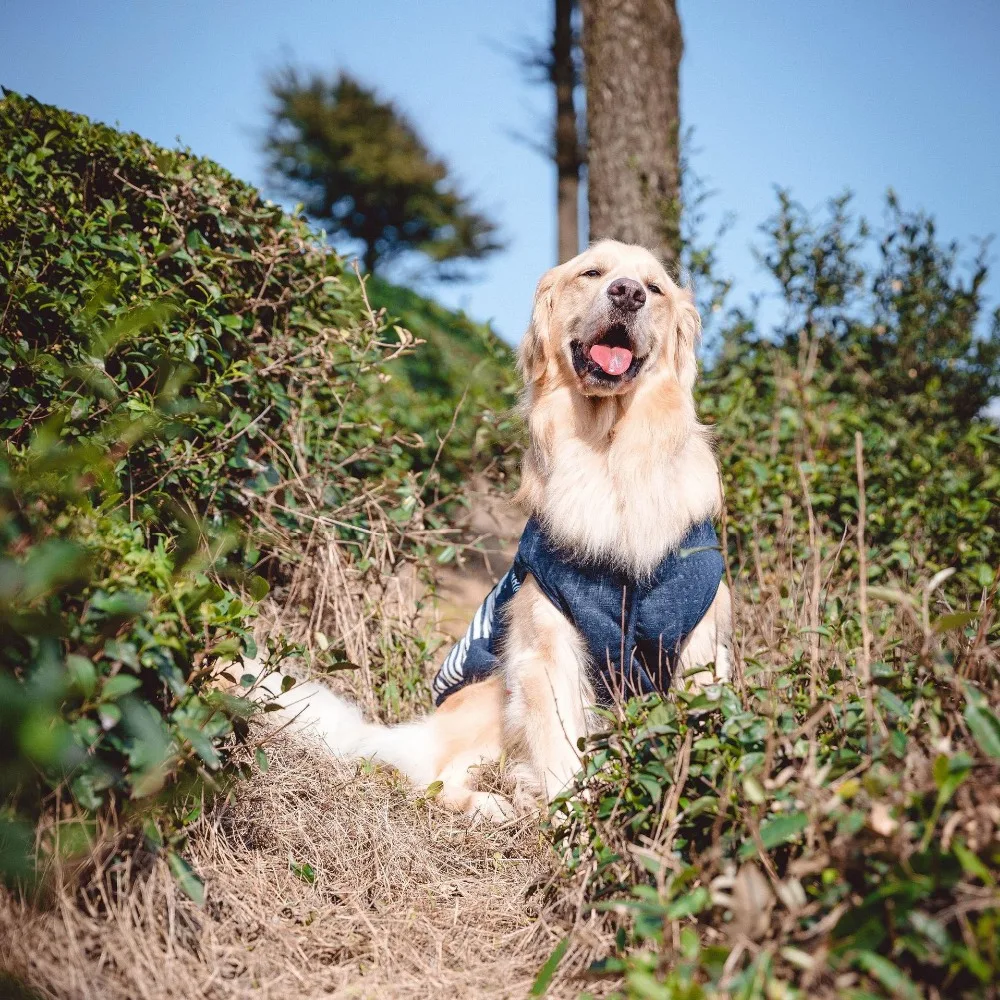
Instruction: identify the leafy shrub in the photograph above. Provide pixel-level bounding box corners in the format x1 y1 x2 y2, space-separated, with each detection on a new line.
0 440 267 885
706 193 999 594
704 344 999 594
0 91 509 883
554 625 1000 997
754 191 999 426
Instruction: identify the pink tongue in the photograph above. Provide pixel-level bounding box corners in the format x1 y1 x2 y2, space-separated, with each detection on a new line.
589 343 633 376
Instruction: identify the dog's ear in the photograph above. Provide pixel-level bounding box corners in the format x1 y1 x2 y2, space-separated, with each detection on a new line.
518 267 559 385
673 287 701 390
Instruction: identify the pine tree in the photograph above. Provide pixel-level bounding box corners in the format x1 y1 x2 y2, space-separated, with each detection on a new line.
263 69 503 276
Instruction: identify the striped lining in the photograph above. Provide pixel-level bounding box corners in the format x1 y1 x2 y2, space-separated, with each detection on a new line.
432 567 519 700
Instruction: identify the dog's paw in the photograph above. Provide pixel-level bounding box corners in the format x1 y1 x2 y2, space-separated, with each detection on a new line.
715 647 733 683
467 791 516 824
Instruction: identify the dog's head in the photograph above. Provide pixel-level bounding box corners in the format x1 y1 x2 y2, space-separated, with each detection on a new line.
519 240 700 398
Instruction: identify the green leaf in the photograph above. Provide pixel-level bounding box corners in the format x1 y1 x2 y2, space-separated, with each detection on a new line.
70 772 105 811
255 747 269 772
103 639 139 669
742 775 766 805
101 674 142 700
933 611 978 633
634 771 663 804
932 753 950 789
855 950 920 1000
98 703 122 730
965 703 1000 759
742 811 810 857
530 936 569 996
177 724 222 769
876 687 910 720
952 840 995 887
248 574 270 601
907 910 949 952
66 654 96 697
679 926 700 960
143 818 164 851
424 780 443 799
55 819 95 857
167 850 205 905
665 886 710 919
289 858 316 884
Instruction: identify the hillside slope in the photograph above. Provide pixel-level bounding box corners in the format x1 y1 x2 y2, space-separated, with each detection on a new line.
0 89 512 884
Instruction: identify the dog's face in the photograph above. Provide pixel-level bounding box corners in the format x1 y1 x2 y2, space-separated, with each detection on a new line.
520 240 700 398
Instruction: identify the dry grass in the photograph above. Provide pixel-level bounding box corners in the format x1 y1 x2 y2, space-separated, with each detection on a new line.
5 406 993 998
0 736 617 999
2 498 995 997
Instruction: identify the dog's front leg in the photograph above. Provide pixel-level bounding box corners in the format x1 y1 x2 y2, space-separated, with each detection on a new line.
501 577 594 803
678 582 733 688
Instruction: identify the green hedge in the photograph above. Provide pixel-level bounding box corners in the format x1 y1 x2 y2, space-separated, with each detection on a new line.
0 90 511 884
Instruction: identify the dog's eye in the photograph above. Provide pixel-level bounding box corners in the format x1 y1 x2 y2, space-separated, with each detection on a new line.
648 282 664 295
581 268 602 278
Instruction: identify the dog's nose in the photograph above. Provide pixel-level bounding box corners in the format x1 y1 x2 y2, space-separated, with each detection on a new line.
607 277 646 312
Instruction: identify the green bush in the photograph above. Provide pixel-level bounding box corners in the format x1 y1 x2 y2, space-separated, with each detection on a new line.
706 192 999 593
554 644 1000 997
704 343 999 594
754 191 999 426
0 90 510 884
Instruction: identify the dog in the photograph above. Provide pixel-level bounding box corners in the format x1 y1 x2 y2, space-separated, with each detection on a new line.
260 240 731 821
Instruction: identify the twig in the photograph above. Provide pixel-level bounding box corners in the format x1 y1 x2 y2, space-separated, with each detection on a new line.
352 260 380 336
652 729 692 851
796 462 822 706
0 229 30 337
855 432 875 750
429 386 469 477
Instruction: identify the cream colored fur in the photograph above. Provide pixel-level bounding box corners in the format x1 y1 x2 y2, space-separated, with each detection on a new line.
259 240 732 820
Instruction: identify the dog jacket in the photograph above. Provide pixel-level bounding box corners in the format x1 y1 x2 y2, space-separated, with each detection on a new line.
432 517 724 706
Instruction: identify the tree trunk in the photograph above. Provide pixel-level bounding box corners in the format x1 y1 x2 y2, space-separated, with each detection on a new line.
581 0 683 267
553 0 581 262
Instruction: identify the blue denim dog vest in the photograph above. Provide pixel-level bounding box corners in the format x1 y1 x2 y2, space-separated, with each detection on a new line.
432 517 724 706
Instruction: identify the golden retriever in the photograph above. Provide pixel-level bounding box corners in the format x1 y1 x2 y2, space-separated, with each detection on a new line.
260 239 731 820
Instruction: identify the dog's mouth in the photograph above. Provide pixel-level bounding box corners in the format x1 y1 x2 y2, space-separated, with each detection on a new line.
571 324 644 386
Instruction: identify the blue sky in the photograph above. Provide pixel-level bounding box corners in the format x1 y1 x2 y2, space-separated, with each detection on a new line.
4 0 999 344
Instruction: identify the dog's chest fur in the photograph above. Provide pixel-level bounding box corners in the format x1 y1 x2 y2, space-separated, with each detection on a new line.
522 382 721 578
